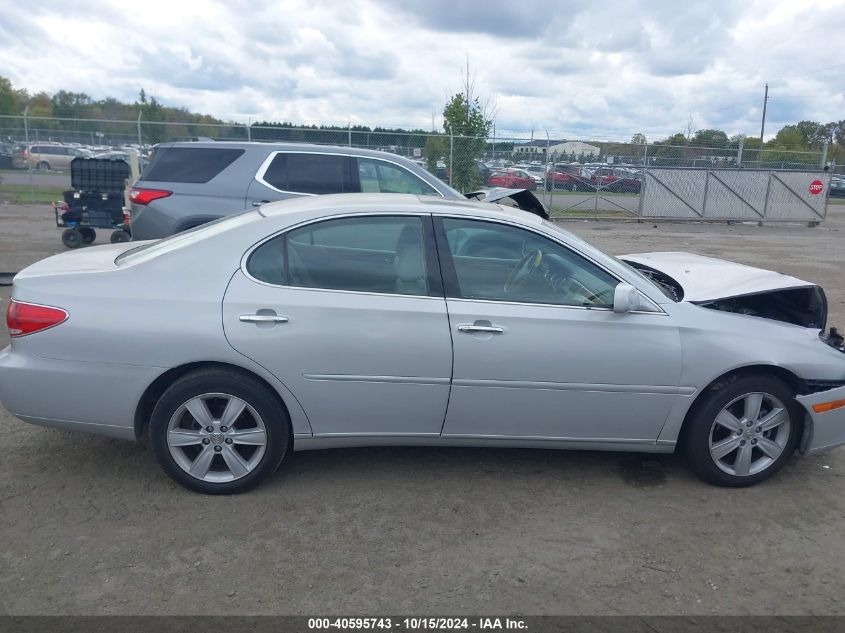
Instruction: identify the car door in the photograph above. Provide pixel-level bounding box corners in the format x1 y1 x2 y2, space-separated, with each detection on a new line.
223 213 453 437
245 151 359 208
51 147 71 171
435 216 683 444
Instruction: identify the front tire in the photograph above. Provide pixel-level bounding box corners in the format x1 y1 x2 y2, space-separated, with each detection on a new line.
150 368 290 494
80 227 96 244
684 374 801 487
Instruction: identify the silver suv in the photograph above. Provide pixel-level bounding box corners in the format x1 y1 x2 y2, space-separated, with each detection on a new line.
128 142 465 240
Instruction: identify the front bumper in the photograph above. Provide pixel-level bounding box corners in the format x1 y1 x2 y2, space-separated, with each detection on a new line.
796 385 845 454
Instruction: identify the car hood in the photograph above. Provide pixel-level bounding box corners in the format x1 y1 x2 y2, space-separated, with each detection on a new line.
619 252 814 302
464 188 549 219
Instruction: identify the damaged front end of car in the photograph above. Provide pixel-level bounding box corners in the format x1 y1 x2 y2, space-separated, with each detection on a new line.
620 252 845 355
621 251 845 454
464 188 550 219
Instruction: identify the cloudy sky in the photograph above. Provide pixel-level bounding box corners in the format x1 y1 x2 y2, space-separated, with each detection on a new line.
1 0 843 141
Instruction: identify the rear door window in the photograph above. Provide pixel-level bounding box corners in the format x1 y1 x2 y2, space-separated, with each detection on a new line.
247 216 431 296
143 147 245 183
260 152 356 195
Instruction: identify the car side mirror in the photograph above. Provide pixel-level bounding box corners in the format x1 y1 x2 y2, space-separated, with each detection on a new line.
613 283 640 313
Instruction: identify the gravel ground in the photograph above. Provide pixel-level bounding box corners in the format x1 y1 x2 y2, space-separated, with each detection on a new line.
1 203 844 616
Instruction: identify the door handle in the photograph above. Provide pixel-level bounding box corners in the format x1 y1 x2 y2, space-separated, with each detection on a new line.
239 314 289 324
457 324 504 334
251 200 271 207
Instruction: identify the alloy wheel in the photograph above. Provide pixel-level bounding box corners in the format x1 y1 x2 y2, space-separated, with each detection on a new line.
708 392 791 477
166 392 267 483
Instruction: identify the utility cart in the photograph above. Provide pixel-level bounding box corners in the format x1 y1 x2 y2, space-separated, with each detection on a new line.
54 157 132 248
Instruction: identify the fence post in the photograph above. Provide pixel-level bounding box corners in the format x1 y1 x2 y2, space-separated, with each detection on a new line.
737 136 744 168
449 132 454 188
23 106 34 204
820 141 829 169
246 118 251 142
348 121 352 147
637 142 647 219
136 110 142 146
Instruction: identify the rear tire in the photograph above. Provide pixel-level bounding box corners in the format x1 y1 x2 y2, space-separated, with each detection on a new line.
684 373 801 487
37 161 50 171
61 229 83 249
110 229 130 243
150 368 290 494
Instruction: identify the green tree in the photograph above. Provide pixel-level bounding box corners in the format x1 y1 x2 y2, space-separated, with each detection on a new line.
423 134 445 172
692 129 728 148
794 120 826 147
0 76 16 115
442 92 492 191
630 133 646 145
770 125 806 150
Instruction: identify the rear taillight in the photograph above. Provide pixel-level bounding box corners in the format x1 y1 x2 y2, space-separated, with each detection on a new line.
129 188 172 206
6 300 68 337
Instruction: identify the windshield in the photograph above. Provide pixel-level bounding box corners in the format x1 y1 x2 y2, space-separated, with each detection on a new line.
116 210 260 266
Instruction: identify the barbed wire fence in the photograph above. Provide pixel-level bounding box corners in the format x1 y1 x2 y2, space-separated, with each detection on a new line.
0 113 835 214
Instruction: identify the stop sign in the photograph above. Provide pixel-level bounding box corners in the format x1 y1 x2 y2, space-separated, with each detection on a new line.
809 179 824 195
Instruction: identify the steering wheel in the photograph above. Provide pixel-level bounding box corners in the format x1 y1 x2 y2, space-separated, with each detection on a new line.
504 249 543 294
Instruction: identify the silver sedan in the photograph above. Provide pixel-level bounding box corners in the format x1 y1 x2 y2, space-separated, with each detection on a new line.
2 193 845 493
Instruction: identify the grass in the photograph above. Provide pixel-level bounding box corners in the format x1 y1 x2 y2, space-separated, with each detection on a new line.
549 208 632 219
543 189 639 198
0 183 66 204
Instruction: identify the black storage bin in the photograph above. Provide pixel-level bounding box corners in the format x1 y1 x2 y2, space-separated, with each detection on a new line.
63 190 123 208
70 157 130 193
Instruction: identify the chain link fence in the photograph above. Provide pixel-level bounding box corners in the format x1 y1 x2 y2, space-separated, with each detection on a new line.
0 113 836 217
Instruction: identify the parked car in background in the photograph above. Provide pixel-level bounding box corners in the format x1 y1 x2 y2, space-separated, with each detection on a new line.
487 168 536 190
3 194 845 493
545 164 593 191
604 167 643 194
475 160 492 184
23 144 89 171
830 176 845 198
0 142 16 169
129 142 547 240
130 142 463 240
586 166 619 190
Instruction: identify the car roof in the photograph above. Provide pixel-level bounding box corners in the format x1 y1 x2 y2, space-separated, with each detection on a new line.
156 140 425 162
257 192 544 226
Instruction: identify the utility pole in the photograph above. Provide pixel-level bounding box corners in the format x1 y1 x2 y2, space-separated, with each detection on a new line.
759 83 769 149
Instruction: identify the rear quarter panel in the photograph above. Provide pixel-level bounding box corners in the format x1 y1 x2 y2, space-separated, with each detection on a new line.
11 221 314 435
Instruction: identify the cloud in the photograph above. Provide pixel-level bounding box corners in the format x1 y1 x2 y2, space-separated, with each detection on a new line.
0 0 843 140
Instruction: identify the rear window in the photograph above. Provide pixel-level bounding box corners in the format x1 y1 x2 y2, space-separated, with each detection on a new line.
143 147 244 183
116 210 260 266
